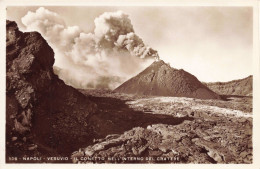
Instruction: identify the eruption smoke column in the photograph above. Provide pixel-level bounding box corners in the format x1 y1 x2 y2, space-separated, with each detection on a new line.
21 7 159 89
116 32 159 60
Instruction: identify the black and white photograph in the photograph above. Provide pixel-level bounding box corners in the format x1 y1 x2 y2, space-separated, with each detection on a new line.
1 1 260 168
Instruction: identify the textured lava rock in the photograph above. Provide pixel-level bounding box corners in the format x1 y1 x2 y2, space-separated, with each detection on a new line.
71 127 164 163
6 20 97 161
71 126 216 164
72 93 252 164
114 60 221 100
204 75 252 96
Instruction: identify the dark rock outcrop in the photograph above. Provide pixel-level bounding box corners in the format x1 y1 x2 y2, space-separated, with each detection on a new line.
6 20 97 162
204 75 253 96
114 60 221 100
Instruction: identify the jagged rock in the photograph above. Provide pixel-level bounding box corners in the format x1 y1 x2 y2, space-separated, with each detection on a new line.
6 20 97 161
28 144 37 151
71 127 161 163
73 92 252 164
11 137 17 142
14 119 30 134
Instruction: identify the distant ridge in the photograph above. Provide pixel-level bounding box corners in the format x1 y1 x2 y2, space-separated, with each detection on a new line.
114 60 221 100
204 75 252 96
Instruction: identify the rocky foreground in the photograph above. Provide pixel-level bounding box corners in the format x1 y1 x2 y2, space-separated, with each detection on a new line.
6 20 96 163
72 90 252 164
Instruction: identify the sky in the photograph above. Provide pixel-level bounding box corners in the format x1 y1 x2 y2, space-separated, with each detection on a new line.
7 6 253 84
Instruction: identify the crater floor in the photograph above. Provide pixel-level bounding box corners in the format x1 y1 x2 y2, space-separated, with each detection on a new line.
72 90 252 164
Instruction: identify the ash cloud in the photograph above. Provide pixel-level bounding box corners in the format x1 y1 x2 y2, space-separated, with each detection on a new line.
21 7 159 89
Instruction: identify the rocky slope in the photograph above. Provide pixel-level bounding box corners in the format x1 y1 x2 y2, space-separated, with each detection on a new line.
6 20 97 162
72 93 252 164
114 60 221 100
204 75 252 96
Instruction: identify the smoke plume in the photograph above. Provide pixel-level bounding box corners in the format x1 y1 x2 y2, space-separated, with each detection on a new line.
21 7 159 89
